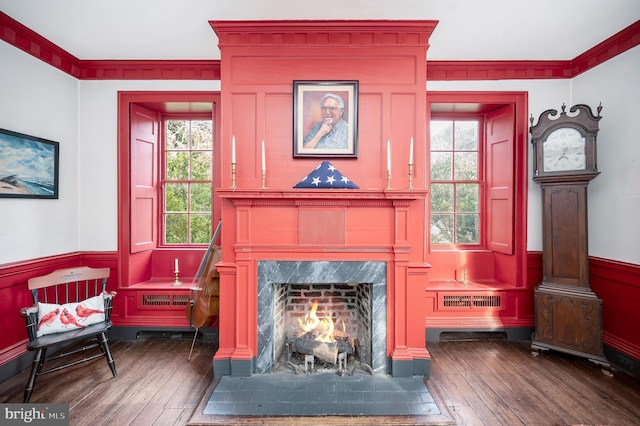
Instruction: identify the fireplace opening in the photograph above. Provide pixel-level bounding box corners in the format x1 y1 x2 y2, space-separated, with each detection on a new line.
273 283 372 375
256 261 387 375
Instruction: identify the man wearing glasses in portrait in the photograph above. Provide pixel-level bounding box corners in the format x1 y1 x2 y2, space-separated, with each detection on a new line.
303 93 349 149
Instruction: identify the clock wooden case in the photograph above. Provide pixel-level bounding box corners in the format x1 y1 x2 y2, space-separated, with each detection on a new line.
531 103 601 182
530 103 608 367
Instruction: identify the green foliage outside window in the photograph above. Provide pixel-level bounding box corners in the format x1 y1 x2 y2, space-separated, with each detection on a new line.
164 120 213 244
430 120 480 245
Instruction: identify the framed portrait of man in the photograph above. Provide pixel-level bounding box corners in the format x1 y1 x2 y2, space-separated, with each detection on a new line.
293 80 358 158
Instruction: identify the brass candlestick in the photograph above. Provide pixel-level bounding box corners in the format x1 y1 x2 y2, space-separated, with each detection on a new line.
407 163 414 189
230 163 237 189
172 270 182 286
386 170 392 189
261 171 267 189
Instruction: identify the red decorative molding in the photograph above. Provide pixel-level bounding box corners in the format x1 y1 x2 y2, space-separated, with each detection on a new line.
210 20 438 48
604 331 640 361
2 12 638 81
217 189 424 207
79 60 220 80
590 256 639 289
0 340 27 366
589 257 640 361
0 11 81 78
571 20 640 77
427 60 571 80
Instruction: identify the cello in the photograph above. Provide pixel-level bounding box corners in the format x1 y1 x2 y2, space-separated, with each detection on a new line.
187 219 221 360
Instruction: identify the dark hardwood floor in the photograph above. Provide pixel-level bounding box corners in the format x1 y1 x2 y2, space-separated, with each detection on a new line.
1 334 639 425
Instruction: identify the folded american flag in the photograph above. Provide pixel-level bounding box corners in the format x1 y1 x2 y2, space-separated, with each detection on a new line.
293 161 360 189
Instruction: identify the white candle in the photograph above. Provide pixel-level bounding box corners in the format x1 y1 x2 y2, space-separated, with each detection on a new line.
409 137 414 165
261 140 266 172
231 136 236 164
387 140 391 173
174 258 179 272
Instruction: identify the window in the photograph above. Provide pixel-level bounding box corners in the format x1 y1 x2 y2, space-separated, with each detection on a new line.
430 119 481 245
163 118 213 244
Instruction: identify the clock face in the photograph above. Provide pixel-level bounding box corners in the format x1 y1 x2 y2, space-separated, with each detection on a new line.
543 127 586 172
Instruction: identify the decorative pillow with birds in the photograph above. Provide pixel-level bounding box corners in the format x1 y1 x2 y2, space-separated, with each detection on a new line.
36 294 106 337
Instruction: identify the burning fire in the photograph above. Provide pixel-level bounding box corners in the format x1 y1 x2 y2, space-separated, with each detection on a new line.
297 301 346 343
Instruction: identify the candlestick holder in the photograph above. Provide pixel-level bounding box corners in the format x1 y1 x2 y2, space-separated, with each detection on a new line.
261 171 267 189
407 163 414 189
230 163 237 189
386 170 392 189
172 270 182 286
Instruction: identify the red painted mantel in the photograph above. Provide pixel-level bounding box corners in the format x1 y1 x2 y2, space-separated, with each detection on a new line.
208 20 437 376
214 189 431 377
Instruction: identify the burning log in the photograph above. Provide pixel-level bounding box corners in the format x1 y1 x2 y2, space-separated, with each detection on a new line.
293 332 337 363
292 332 354 364
292 300 356 365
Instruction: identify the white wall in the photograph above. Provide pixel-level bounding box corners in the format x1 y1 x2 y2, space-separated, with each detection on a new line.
573 46 640 264
1 41 638 265
0 43 79 264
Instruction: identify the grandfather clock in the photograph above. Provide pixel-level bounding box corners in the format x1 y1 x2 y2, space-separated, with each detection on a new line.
530 103 609 367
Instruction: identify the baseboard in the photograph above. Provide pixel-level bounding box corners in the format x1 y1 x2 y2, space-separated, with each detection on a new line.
426 326 534 342
604 345 640 378
109 325 218 341
0 351 31 385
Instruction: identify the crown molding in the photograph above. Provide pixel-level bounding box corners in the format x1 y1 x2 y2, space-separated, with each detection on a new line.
210 19 438 48
79 60 220 80
426 60 571 80
570 19 640 77
0 11 81 77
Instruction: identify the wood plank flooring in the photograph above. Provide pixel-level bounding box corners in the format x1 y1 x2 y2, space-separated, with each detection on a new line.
1 335 639 425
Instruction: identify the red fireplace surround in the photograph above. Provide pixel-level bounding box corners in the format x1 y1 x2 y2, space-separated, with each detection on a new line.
213 189 431 377
208 20 438 377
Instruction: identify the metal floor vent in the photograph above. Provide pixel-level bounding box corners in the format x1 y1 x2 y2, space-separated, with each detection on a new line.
443 294 502 308
141 293 189 307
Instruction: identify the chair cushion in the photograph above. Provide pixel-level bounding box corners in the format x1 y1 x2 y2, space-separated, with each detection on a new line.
36 294 106 337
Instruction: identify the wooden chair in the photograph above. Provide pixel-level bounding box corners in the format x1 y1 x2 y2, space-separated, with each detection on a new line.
19 266 117 403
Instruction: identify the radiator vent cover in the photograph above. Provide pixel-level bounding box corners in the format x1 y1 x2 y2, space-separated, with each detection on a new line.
442 294 502 309
140 293 189 309
142 294 171 306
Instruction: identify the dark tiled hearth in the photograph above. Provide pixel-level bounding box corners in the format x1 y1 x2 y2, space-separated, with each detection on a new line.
204 371 440 416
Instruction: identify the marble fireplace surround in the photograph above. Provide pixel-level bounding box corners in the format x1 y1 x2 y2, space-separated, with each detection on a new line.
256 260 387 374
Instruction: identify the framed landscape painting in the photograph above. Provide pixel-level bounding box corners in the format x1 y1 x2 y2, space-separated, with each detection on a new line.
0 128 59 199
293 80 358 158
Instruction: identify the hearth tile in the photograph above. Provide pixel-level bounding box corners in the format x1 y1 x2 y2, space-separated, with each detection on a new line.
234 390 258 401
204 373 442 417
254 403 296 416
390 391 423 403
350 402 410 415
365 390 396 402
374 376 426 391
419 391 436 403
202 402 236 415
288 402 353 416
334 390 367 402
408 402 442 415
